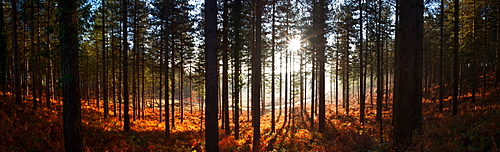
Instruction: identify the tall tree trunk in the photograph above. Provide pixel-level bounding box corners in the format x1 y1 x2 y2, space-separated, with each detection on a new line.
59 0 83 150
222 0 230 134
344 34 350 115
102 0 109 118
335 39 339 115
159 37 163 123
314 0 327 133
376 0 384 143
111 18 117 117
122 0 131 132
271 0 276 133
204 0 219 150
471 0 476 103
180 55 184 123
393 0 423 148
45 0 53 107
163 0 170 136
497 6 500 88
358 0 365 124
31 0 39 110
452 0 459 116
233 0 242 140
253 0 263 150
12 0 21 104
171 37 175 130
0 0 7 96
132 0 138 121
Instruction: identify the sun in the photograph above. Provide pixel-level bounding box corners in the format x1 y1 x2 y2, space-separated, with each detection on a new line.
288 36 302 51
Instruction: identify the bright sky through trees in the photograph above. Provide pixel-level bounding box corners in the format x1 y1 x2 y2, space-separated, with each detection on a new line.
288 36 302 51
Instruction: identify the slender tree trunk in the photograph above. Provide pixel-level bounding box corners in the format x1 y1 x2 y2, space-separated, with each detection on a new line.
376 0 384 143
171 38 175 130
204 0 219 150
132 0 138 121
452 0 459 116
0 0 7 96
102 0 109 118
180 56 184 123
471 0 476 103
163 0 170 136
31 0 39 110
315 0 327 133
253 0 263 150
159 41 163 123
233 0 242 139
112 19 117 117
344 35 350 115
271 0 276 133
497 7 500 88
358 0 365 124
222 0 230 134
59 0 83 150
45 1 52 107
335 42 339 116
12 0 21 104
122 0 131 132
310 53 315 127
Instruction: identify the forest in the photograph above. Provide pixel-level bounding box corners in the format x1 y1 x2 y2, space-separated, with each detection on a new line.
0 0 499 151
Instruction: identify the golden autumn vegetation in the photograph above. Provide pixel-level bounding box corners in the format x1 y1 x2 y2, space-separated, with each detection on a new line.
1 83 499 151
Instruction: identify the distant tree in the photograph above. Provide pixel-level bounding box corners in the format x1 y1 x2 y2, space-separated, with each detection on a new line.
358 0 366 125
232 0 242 139
439 0 445 112
11 0 21 104
376 0 384 142
222 0 230 135
0 0 7 96
204 0 219 151
271 0 276 133
59 0 83 151
452 0 459 116
393 0 423 149
102 0 109 118
164 0 171 137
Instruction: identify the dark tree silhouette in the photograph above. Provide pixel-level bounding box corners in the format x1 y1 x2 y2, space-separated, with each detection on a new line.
11 0 21 104
393 0 423 148
233 0 243 139
204 0 219 151
253 0 263 150
59 0 83 151
0 0 7 95
122 0 131 132
452 0 459 116
312 0 327 133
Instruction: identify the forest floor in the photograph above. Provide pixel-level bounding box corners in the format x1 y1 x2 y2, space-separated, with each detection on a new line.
1 85 499 151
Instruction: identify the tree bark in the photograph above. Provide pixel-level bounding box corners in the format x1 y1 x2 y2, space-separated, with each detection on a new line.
393 0 423 148
102 0 109 118
252 0 263 150
233 0 242 139
122 0 131 132
0 0 7 97
59 0 83 150
452 0 459 116
204 0 219 150
313 0 327 133
12 0 21 104
222 0 230 134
